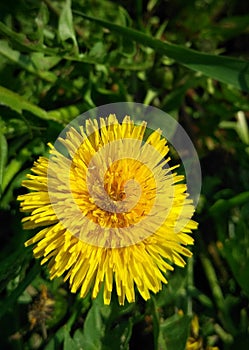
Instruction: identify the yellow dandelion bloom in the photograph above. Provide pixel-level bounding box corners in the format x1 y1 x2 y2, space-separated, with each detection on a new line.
18 114 197 305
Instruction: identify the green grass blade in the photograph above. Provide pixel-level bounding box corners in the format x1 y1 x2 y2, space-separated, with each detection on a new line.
73 11 249 92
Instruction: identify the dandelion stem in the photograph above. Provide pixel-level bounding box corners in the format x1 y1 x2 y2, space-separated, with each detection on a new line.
214 323 233 344
186 257 193 315
200 253 225 312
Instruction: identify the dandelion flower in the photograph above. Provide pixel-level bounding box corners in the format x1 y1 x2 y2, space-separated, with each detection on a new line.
18 114 197 305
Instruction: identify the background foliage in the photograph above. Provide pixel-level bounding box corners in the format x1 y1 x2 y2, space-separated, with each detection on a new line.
0 0 249 349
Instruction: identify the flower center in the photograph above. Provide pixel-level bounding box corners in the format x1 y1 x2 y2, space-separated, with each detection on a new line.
70 156 156 229
104 170 126 202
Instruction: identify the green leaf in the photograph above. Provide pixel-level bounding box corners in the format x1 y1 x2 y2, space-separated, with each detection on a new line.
0 118 30 139
44 327 65 350
0 261 40 319
1 141 43 193
79 298 112 350
0 132 7 196
63 325 79 350
0 169 28 209
120 37 136 57
149 297 160 350
35 1 50 44
81 302 104 350
227 257 249 302
77 298 133 350
0 19 149 70
89 42 106 60
102 317 133 350
222 209 249 297
73 11 249 92
59 0 78 50
0 236 29 294
0 85 63 123
0 21 57 55
73 329 86 349
162 77 201 112
0 85 47 118
45 310 79 350
158 314 191 350
0 40 58 83
208 15 249 41
48 103 92 124
220 111 249 145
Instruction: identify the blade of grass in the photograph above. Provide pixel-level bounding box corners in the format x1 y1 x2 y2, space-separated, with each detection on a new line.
73 11 249 93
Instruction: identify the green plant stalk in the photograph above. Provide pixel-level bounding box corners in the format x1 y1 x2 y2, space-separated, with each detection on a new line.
209 192 249 217
220 112 249 145
240 308 248 333
200 251 238 334
1 149 32 193
186 256 194 316
187 286 213 309
200 253 225 312
0 132 8 196
213 323 233 345
236 111 249 145
229 191 249 207
150 296 160 350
